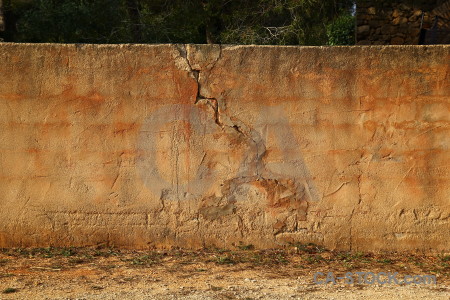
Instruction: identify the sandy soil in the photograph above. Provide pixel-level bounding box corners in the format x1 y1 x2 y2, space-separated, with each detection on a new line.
0 246 448 299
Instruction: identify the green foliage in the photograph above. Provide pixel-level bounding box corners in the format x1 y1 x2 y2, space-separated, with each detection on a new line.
15 0 129 43
219 0 354 45
2 0 356 45
327 13 355 45
137 0 207 43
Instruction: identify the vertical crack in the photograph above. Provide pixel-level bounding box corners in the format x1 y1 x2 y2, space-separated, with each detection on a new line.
175 44 265 179
349 174 363 251
176 44 222 104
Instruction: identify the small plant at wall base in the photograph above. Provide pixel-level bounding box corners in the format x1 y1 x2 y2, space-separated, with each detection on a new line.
327 14 355 45
2 288 18 294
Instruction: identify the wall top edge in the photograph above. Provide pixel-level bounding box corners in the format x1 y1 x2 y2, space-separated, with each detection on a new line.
0 42 449 50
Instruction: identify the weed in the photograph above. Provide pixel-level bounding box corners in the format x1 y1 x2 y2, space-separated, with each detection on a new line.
274 253 289 264
305 255 325 264
126 254 160 266
377 258 393 264
414 261 424 267
50 264 63 270
91 285 104 290
83 254 93 260
16 248 30 257
352 252 367 260
293 264 305 269
237 243 255 251
250 253 263 265
216 256 235 265
440 255 450 262
292 243 326 254
68 258 86 264
60 248 77 257
0 259 9 266
29 247 54 258
100 264 117 270
210 248 228 254
93 248 119 258
131 255 149 265
2 288 18 294
172 250 185 257
122 277 134 282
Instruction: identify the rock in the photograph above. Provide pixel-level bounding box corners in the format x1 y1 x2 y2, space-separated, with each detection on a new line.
391 36 405 44
358 25 370 35
410 28 421 36
388 26 398 34
356 40 371 45
404 37 415 44
399 23 409 30
367 7 376 15
357 19 366 26
399 4 411 11
392 9 400 18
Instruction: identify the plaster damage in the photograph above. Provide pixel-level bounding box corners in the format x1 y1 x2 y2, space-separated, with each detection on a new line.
0 43 448 252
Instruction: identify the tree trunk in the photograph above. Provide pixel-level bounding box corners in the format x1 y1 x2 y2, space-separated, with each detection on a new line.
0 0 5 32
126 0 142 43
206 21 216 44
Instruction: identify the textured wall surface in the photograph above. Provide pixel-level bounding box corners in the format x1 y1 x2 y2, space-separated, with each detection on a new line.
0 43 449 252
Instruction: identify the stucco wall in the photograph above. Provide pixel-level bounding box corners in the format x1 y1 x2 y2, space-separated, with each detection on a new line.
0 43 449 252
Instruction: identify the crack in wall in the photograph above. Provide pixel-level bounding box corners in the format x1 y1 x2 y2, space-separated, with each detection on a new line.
177 44 222 104
176 44 254 144
176 44 315 233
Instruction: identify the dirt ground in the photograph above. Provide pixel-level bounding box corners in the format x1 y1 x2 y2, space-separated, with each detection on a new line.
0 245 449 299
